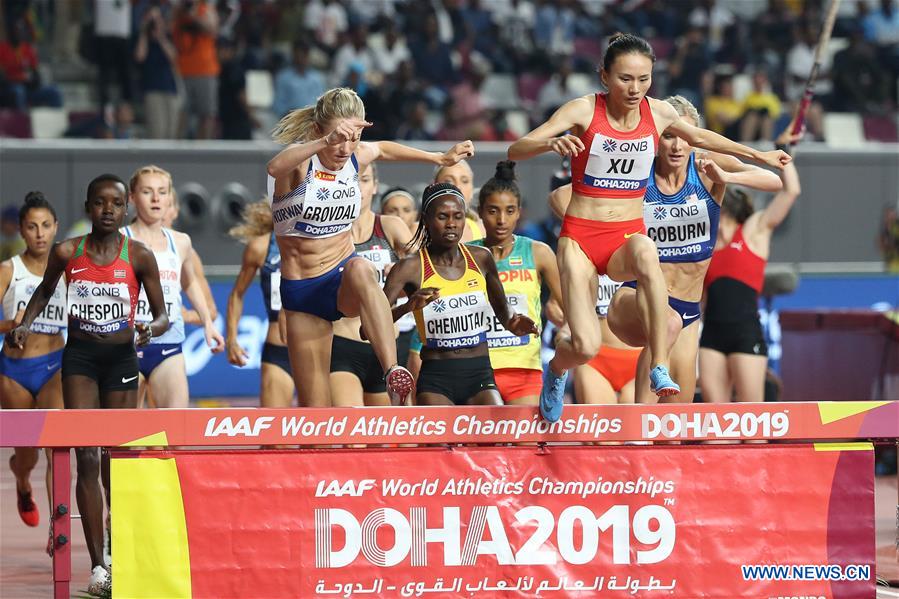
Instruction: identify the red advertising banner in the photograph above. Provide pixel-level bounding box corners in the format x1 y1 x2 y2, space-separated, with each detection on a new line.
111 444 875 599
3 401 898 447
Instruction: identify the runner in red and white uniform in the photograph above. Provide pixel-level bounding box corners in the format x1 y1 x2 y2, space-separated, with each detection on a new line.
6 174 169 593
508 33 790 421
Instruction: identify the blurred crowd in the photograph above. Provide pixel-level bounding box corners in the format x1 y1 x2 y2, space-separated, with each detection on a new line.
0 0 897 141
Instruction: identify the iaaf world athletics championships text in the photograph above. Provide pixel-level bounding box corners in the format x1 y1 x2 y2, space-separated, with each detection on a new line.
204 413 624 440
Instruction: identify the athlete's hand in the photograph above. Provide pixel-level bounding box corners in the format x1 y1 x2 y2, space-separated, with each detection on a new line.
324 118 372 146
697 157 729 184
408 287 440 311
758 149 792 169
440 140 475 166
135 323 152 347
226 337 249 366
4 325 29 349
549 134 585 157
205 322 225 354
506 314 539 337
775 118 806 147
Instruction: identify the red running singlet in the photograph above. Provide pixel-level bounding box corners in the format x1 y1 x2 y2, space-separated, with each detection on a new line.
704 226 765 293
65 235 140 335
571 93 659 199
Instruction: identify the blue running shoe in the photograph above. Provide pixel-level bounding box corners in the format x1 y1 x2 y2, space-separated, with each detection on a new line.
650 365 680 397
539 368 568 422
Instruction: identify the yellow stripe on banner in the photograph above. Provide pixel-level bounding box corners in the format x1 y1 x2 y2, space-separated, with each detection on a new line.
112 458 192 598
120 431 169 447
813 442 874 452
817 401 889 425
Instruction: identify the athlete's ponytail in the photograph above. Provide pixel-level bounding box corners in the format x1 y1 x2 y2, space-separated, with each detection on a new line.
229 198 274 242
664 95 702 126
722 188 755 224
602 33 656 72
19 191 57 224
271 87 365 145
477 160 521 211
407 182 466 253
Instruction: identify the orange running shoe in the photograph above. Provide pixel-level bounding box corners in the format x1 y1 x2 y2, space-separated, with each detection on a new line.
17 489 39 527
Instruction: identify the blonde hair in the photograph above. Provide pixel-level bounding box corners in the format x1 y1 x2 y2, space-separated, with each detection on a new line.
129 164 173 194
271 87 365 144
665 95 702 126
229 199 274 242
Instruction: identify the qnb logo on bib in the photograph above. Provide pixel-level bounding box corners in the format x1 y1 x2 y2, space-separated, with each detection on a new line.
583 134 655 191
68 282 131 333
359 248 393 286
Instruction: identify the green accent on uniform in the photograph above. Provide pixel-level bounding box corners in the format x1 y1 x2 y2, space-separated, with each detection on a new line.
74 235 87 257
120 236 130 262
469 235 535 271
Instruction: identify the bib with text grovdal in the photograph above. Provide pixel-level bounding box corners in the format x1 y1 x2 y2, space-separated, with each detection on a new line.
644 195 712 261
582 134 656 192
584 133 656 191
67 281 133 334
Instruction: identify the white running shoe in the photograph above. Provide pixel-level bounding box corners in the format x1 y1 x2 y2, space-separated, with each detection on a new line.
87 565 110 595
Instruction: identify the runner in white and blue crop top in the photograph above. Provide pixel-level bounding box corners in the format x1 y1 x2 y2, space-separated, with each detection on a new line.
0 193 66 532
225 199 295 408
604 96 783 404
266 87 474 407
124 165 224 409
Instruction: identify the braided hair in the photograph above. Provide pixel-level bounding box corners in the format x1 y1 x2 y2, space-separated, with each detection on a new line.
406 182 466 253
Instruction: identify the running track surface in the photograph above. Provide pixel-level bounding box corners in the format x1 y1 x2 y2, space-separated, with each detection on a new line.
1 446 897 598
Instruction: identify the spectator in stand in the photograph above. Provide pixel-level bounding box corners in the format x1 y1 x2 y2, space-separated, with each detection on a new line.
174 0 220 140
786 20 829 140
537 56 593 119
493 0 536 73
832 26 891 113
395 100 434 141
435 99 469 141
303 0 348 56
408 13 457 107
369 20 410 78
448 60 491 135
754 0 796 54
94 0 133 110
218 37 255 140
533 0 575 58
704 72 745 138
332 23 373 88
668 26 713 107
688 0 734 50
741 68 782 141
53 0 85 69
0 17 63 109
135 6 180 140
272 41 326 119
862 0 899 96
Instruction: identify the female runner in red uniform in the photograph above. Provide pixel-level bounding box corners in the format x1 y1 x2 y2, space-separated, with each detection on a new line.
699 137 801 403
508 33 790 421
6 174 169 592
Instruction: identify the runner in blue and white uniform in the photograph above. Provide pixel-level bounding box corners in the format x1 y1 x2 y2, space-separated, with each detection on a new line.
0 192 65 536
226 200 295 407
123 165 224 408
266 87 474 406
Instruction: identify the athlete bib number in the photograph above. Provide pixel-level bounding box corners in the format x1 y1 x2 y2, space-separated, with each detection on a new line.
67 281 132 334
421 292 490 350
644 196 712 259
358 248 393 287
487 293 530 348
583 134 655 192
595 275 623 318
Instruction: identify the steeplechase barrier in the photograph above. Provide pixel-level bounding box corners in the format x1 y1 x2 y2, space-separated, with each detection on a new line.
1 401 897 598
